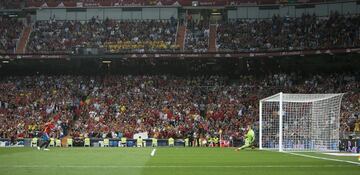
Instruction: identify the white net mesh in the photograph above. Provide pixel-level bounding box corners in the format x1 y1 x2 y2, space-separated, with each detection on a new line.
260 93 344 152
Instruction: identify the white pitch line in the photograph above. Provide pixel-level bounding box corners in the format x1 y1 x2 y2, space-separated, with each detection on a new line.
323 153 360 157
285 152 360 166
0 165 356 168
150 148 156 157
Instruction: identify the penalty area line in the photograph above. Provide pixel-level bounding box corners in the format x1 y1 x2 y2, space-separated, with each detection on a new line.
284 152 360 166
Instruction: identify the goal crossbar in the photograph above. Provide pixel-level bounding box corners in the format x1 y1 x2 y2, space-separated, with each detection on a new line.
260 93 343 103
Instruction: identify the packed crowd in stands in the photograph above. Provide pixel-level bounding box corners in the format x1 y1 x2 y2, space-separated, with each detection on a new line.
27 16 179 53
0 73 359 141
185 20 209 52
0 17 24 54
23 12 360 54
105 18 179 53
0 76 83 139
217 12 360 52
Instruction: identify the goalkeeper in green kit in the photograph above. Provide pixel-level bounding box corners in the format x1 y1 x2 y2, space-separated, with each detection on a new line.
236 125 255 151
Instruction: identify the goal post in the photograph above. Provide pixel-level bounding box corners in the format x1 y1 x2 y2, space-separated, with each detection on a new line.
259 93 344 152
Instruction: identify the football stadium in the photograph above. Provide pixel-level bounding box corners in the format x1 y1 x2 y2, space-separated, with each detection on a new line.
0 0 360 175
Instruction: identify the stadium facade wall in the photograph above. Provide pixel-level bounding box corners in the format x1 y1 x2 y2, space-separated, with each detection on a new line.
227 1 359 19
36 7 178 21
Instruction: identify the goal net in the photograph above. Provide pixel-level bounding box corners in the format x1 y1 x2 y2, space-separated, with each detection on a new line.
259 93 344 152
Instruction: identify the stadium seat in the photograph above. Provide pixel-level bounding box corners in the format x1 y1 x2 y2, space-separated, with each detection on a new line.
67 138 73 147
152 138 158 147
49 138 55 147
31 137 38 147
168 138 174 147
103 139 109 147
55 139 61 147
84 138 90 147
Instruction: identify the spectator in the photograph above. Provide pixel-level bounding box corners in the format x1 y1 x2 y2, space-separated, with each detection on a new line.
217 13 360 52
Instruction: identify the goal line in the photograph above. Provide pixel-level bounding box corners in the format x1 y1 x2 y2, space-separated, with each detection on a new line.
0 165 356 169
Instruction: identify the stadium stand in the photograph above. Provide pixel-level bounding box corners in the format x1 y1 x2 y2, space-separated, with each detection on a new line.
1 2 360 175
0 0 359 147
0 73 359 141
216 12 360 52
22 12 360 53
26 18 179 53
185 20 209 52
0 17 24 54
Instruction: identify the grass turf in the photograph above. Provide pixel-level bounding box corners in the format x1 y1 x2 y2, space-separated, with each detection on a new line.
0 147 359 175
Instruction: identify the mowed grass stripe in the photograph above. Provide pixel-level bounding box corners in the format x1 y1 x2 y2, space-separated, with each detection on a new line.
0 165 356 168
1 148 360 175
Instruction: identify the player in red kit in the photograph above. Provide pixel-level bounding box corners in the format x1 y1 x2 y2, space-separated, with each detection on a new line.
37 120 55 151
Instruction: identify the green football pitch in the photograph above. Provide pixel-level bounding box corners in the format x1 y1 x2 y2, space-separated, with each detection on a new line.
0 147 359 175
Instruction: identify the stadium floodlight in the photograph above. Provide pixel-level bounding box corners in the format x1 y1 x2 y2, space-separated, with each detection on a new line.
259 93 344 152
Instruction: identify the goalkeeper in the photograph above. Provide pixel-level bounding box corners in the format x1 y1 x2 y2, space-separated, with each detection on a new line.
236 125 255 151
